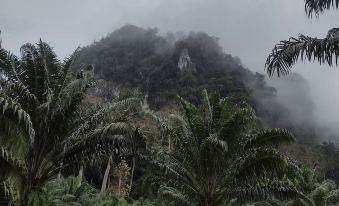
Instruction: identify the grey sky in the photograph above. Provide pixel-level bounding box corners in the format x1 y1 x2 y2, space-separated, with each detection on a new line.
1 0 339 135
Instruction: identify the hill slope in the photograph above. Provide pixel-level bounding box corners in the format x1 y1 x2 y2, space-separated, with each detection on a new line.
75 25 317 143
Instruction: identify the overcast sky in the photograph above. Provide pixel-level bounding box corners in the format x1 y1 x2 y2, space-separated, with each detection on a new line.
1 0 339 134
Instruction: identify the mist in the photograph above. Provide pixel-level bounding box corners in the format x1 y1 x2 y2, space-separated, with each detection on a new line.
2 0 339 140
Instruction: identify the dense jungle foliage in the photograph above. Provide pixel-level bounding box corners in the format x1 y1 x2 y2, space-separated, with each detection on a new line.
2 0 339 205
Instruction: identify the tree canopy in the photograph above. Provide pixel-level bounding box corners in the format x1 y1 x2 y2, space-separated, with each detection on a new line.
0 41 142 205
147 90 311 206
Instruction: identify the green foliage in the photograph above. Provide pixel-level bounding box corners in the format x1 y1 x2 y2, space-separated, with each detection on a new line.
131 198 174 206
0 41 142 205
147 90 309 206
27 174 123 206
252 166 339 206
27 174 172 206
2 11 339 206
298 166 339 206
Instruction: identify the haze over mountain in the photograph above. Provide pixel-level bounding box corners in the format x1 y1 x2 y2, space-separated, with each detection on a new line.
71 24 328 143
4 1 339 205
2 0 339 141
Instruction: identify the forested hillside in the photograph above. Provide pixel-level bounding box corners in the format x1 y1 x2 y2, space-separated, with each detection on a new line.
73 25 339 187
75 25 320 143
3 19 339 206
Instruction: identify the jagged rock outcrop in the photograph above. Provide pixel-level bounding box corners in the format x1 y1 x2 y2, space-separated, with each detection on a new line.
178 48 196 72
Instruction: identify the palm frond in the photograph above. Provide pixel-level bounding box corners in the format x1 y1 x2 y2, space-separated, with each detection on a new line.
90 122 134 140
51 76 90 119
203 133 228 152
52 122 134 166
50 48 81 99
0 94 35 146
19 41 60 102
201 89 213 133
67 97 140 144
245 129 295 149
310 180 336 199
265 32 339 76
154 151 200 192
324 188 339 204
5 81 39 107
0 177 21 205
89 97 140 123
305 0 339 17
231 178 314 206
19 43 42 99
230 148 299 180
220 106 258 148
177 95 199 129
0 48 20 81
0 147 27 176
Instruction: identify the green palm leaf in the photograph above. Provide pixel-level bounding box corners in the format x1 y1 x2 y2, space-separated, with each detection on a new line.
265 33 339 76
245 129 295 149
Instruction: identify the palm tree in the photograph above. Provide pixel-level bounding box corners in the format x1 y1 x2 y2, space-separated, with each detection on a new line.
149 90 312 206
0 40 142 205
265 0 339 76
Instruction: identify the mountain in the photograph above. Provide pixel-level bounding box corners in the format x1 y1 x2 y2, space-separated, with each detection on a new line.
74 25 317 143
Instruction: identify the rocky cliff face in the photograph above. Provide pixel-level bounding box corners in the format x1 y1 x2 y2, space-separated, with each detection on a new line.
178 48 196 72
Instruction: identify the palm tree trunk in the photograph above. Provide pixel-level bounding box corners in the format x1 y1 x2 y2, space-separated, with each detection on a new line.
101 156 112 192
200 193 215 206
19 171 35 206
78 165 83 180
118 175 121 197
128 157 136 196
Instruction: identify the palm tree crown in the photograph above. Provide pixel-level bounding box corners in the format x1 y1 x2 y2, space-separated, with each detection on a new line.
150 90 311 206
0 40 141 205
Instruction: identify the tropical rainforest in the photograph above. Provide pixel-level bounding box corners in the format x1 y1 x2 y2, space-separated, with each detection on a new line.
2 0 339 205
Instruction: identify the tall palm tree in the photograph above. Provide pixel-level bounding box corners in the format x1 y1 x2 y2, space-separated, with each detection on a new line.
265 0 339 76
0 40 141 205
149 90 312 206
